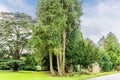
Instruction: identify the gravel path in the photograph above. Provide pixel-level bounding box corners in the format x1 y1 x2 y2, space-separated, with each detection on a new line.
85 73 120 80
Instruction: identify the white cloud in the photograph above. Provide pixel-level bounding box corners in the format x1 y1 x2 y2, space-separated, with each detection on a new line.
81 0 120 43
0 4 10 12
8 0 33 10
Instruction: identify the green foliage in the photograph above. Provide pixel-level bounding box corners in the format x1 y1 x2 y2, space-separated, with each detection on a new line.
7 60 24 71
66 28 83 68
0 12 32 71
31 0 83 76
104 32 119 51
0 58 10 70
78 39 101 68
100 32 120 68
0 12 32 59
0 59 25 71
21 54 37 71
0 62 10 70
100 52 112 71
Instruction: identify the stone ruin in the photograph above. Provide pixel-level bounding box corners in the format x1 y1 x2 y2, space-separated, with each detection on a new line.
88 62 101 73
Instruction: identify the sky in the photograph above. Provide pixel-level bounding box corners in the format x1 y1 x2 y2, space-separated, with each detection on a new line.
0 0 120 43
0 0 37 17
81 0 120 43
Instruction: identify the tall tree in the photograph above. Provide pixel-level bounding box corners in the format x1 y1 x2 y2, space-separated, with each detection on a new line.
60 0 83 75
31 0 66 76
98 36 105 48
31 0 82 76
103 32 120 67
104 32 119 52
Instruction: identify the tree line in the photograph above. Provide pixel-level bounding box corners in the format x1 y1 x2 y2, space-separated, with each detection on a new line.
0 0 120 76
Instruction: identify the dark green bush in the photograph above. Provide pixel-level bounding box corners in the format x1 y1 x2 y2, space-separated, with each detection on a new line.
0 62 10 70
0 58 10 70
0 54 37 71
24 65 36 71
20 54 37 71
7 60 24 71
100 52 113 71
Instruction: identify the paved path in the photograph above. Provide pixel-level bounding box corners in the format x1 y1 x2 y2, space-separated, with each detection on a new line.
85 73 120 80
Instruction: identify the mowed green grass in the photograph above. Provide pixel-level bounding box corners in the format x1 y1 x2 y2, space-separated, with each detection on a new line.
0 70 118 80
0 71 81 80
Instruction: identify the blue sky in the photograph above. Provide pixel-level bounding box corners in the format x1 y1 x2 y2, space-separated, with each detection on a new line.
0 0 37 17
0 0 120 43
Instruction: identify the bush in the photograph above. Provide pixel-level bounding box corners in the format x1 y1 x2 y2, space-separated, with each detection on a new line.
100 53 113 71
21 54 37 71
7 60 24 71
23 65 36 71
0 62 10 70
36 65 41 71
0 59 10 70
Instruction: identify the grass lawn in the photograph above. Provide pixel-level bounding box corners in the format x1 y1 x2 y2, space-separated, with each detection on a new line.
0 70 118 80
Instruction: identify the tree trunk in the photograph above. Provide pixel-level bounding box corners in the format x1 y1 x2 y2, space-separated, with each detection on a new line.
57 54 63 76
13 62 19 71
12 50 20 72
49 53 56 76
14 50 20 59
62 29 66 74
60 46 63 74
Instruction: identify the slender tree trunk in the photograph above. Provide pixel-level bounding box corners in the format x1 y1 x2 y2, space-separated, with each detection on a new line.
49 53 55 76
57 54 63 76
62 29 66 74
59 45 63 74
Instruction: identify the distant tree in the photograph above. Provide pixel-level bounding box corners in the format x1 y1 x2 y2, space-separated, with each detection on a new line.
98 36 105 48
99 32 120 68
104 32 119 67
104 32 119 52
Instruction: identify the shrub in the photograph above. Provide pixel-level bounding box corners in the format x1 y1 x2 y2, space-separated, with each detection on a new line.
0 62 10 70
7 60 24 71
21 54 37 71
100 52 113 71
36 65 41 71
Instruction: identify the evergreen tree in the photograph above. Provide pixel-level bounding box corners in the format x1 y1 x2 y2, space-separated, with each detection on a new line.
79 38 101 68
30 0 82 76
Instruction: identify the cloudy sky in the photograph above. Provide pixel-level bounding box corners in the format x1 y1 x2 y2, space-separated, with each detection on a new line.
81 0 120 43
0 0 120 43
